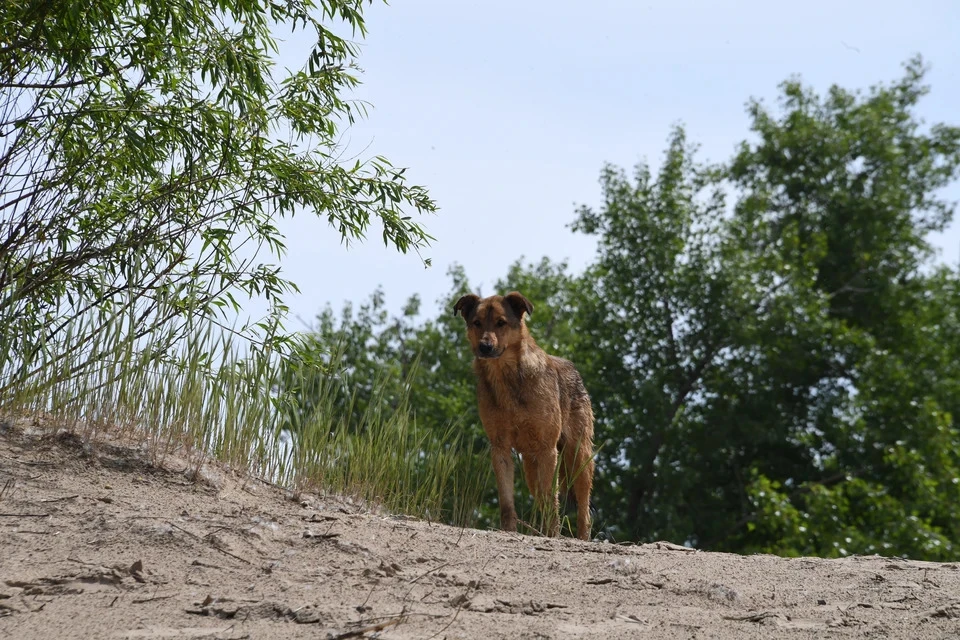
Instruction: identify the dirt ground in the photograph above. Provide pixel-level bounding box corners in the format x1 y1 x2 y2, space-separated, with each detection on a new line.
2 423 960 639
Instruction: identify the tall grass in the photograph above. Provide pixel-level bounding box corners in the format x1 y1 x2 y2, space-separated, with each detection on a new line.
0 303 489 529
279 351 491 525
289 396 489 524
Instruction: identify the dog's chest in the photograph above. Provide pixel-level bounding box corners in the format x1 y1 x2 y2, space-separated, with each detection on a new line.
476 363 561 452
484 369 527 408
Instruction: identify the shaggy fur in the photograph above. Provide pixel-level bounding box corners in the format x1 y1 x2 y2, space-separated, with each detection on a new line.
454 291 595 540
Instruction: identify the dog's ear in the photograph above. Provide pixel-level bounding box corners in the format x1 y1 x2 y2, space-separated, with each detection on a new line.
504 291 533 320
453 294 480 320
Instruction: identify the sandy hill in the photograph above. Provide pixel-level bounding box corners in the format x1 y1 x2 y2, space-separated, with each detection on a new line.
2 422 959 639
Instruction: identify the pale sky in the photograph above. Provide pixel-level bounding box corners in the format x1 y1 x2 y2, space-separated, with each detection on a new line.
260 0 960 329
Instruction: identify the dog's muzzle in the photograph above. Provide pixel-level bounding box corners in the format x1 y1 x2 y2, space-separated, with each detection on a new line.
478 342 497 358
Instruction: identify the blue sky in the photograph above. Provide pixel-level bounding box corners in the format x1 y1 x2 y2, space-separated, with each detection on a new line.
264 0 960 329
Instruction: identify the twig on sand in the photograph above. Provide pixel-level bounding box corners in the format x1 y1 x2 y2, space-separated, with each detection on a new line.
327 614 405 639
167 521 251 565
41 494 79 503
423 556 494 640
132 593 177 604
406 562 451 586
723 611 783 623
516 519 544 537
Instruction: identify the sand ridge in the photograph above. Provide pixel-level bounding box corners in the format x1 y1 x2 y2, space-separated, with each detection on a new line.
2 425 959 639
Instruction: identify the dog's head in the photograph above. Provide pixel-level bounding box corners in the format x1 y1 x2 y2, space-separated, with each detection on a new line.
453 291 533 359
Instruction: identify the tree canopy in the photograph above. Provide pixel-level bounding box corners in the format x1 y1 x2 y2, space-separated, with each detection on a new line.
0 0 436 397
288 58 960 559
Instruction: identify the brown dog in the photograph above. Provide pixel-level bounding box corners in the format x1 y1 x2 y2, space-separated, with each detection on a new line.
454 291 595 540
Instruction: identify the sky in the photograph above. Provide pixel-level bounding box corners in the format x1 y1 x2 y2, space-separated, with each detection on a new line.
259 0 960 330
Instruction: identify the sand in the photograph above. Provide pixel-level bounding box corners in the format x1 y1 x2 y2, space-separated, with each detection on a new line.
2 422 959 639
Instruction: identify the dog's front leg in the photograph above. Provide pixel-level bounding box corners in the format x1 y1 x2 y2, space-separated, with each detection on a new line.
491 446 517 532
523 448 561 537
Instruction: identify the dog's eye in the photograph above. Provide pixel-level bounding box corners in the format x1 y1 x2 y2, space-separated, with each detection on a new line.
473 320 482 328
496 319 506 327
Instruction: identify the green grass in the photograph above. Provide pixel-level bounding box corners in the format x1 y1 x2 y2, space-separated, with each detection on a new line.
279 351 491 525
0 305 489 529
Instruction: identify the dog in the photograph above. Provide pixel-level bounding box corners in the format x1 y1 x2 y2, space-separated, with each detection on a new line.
454 291 595 540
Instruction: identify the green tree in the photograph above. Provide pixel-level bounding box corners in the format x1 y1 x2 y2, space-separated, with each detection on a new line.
570 127 738 543
724 58 960 559
0 0 436 397
276 57 960 558
573 57 960 559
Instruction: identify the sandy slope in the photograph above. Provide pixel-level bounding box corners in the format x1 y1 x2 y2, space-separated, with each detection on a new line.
1 423 959 639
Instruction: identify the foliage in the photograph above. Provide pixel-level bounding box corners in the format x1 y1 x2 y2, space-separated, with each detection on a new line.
288 58 960 559
277 343 490 526
571 56 960 558
0 0 484 533
0 0 436 401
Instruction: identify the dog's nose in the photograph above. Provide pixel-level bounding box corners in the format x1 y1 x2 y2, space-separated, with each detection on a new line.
478 342 494 356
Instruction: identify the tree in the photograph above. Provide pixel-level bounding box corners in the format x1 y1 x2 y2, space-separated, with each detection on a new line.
0 0 436 398
275 57 960 558
723 57 960 558
570 127 738 543
573 57 960 558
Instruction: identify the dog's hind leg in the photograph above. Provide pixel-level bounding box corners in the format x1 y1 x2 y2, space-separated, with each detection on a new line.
562 435 594 541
